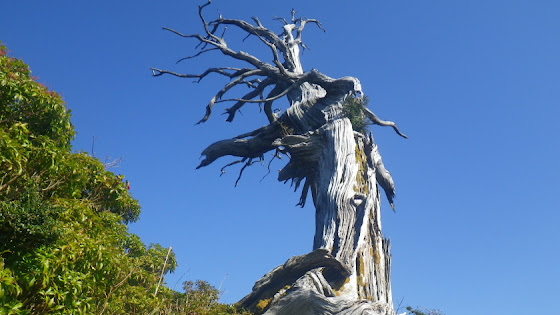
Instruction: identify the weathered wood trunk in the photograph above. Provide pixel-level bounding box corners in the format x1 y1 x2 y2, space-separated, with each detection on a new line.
237 83 396 315
153 4 406 314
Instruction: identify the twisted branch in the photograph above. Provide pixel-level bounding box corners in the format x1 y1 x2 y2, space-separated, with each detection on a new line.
225 78 274 122
154 3 406 188
199 69 264 124
363 108 408 139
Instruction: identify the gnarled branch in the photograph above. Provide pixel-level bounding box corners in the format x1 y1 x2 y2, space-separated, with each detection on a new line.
199 69 264 124
363 107 408 139
224 78 274 122
153 3 333 124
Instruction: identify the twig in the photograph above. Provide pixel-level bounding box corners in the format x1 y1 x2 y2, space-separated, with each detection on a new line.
154 246 172 296
176 47 219 64
99 268 136 315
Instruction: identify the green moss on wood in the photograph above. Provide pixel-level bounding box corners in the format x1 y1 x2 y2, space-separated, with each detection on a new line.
342 96 370 133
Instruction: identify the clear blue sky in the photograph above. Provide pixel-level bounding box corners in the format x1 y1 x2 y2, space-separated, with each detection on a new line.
2 1 559 314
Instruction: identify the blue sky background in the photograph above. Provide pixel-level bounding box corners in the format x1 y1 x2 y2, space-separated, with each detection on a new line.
2 1 559 314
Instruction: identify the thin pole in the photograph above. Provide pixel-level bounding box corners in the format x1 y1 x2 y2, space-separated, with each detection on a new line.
154 246 172 296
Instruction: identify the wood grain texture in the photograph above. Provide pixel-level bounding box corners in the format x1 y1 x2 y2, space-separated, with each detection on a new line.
154 3 405 313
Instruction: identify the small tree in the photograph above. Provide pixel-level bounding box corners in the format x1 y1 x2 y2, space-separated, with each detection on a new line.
153 3 406 314
0 42 181 314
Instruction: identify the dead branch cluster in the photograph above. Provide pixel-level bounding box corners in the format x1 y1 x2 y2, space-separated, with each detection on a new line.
152 1 406 190
151 0 328 125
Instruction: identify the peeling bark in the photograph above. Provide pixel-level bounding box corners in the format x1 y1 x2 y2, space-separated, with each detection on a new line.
154 3 405 314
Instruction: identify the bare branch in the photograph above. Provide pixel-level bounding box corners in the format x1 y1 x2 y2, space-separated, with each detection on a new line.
260 149 282 182
197 122 282 169
195 20 221 50
199 69 264 124
150 67 244 82
241 33 252 42
195 25 219 50
176 47 219 64
234 15 292 75
212 18 290 59
219 26 228 39
215 71 314 105
296 19 325 43
223 90 262 121
264 84 285 123
251 32 288 75
220 158 246 175
162 25 274 73
251 16 264 28
162 27 219 49
218 157 263 187
366 133 397 211
363 108 408 139
103 156 123 169
296 179 311 207
198 0 221 44
242 78 262 89
235 157 262 187
273 17 289 25
225 79 274 122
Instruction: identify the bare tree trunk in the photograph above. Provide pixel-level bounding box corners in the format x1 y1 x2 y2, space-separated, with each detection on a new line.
238 86 396 315
153 3 406 314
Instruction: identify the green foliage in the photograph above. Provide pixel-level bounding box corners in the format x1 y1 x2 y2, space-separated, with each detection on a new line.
406 306 446 315
341 95 370 133
0 256 23 314
0 123 139 223
153 280 252 315
183 280 221 313
0 43 139 222
0 41 249 315
0 43 73 150
0 186 62 253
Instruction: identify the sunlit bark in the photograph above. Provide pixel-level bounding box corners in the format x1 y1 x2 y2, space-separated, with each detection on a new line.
153 2 406 314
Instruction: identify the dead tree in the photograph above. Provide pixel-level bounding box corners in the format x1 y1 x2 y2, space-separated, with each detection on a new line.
152 2 406 314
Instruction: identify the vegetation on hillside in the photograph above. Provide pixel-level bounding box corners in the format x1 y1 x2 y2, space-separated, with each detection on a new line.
405 306 446 315
0 43 249 314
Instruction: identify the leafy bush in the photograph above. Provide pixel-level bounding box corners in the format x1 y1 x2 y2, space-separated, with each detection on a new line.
0 186 62 253
0 41 251 315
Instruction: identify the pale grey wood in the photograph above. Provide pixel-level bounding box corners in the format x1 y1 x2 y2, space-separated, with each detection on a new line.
237 249 351 312
153 3 406 314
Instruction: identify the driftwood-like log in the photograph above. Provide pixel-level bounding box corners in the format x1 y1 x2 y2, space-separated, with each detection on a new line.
237 249 351 313
263 271 394 315
154 3 406 314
